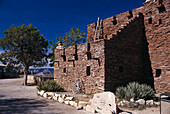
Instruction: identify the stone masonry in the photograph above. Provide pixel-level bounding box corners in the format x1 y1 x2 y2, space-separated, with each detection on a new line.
54 0 170 94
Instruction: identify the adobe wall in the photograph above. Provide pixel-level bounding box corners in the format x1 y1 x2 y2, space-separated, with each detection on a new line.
54 41 105 94
87 0 170 93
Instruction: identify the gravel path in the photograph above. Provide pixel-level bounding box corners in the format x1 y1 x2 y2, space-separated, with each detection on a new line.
0 78 91 114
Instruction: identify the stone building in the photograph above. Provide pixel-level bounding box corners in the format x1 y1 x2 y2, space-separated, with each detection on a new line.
54 0 170 94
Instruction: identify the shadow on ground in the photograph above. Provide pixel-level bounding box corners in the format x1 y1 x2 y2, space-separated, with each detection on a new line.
0 97 54 114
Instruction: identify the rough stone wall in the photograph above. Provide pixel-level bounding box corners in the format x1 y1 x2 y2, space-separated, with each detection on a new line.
104 14 154 92
54 41 105 94
55 0 170 94
132 0 170 93
86 0 170 93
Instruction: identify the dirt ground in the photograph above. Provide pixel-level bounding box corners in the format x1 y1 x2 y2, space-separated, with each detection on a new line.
0 78 92 114
0 78 160 114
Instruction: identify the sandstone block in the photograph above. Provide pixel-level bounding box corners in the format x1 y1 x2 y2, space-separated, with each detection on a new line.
46 92 54 97
78 101 89 107
64 101 70 105
39 90 45 96
85 105 95 113
91 92 117 114
76 105 83 110
65 97 74 101
136 99 145 105
70 101 78 107
43 92 47 98
62 94 67 100
58 96 64 103
146 100 154 106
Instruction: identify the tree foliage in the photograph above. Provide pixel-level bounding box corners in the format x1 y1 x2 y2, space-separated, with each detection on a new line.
0 24 49 85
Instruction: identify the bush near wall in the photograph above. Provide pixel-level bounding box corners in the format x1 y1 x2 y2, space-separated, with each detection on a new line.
116 82 155 101
37 80 64 92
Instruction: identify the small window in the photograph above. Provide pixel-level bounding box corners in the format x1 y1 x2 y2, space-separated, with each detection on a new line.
148 17 152 24
86 66 90 76
63 68 66 73
75 55 78 60
159 19 162 24
87 53 91 60
156 69 161 77
119 66 124 73
113 20 117 25
63 56 66 62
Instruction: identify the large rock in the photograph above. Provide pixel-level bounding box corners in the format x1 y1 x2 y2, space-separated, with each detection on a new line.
65 97 74 101
62 94 67 100
136 99 145 105
85 105 95 113
39 90 45 96
76 105 83 110
43 92 47 98
53 96 58 101
64 101 70 105
58 96 64 103
46 92 54 97
70 101 78 107
146 100 154 106
78 101 89 107
91 92 117 114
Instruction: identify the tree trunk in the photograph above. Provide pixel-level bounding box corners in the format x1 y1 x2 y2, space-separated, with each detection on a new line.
23 67 29 86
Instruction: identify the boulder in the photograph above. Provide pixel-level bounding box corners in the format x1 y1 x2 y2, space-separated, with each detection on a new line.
136 99 145 105
48 97 52 100
100 109 113 114
70 101 78 107
130 98 135 103
62 94 67 100
53 96 58 101
39 90 45 96
46 92 54 97
64 101 70 105
58 96 64 103
65 97 74 101
91 92 117 114
43 92 47 98
146 100 154 106
76 105 83 110
78 101 89 107
85 105 95 113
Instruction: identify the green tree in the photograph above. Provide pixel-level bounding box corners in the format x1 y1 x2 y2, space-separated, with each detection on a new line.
0 24 49 85
49 27 86 66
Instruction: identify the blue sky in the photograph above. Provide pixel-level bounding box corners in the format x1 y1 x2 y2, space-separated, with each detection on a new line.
0 0 145 42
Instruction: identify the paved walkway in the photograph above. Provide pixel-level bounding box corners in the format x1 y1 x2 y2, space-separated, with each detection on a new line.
0 78 91 114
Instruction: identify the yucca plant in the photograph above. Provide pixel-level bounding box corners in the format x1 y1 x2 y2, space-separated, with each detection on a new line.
116 82 155 101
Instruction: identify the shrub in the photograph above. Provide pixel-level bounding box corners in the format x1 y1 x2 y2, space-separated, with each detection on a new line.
37 80 64 92
116 82 155 101
115 86 126 100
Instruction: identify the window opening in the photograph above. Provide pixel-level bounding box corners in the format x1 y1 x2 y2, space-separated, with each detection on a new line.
156 69 161 77
63 68 66 73
159 19 162 24
148 17 152 24
86 66 90 76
